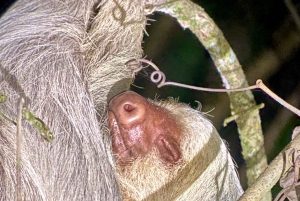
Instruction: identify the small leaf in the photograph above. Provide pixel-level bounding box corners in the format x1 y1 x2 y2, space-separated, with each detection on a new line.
22 108 54 142
0 94 7 103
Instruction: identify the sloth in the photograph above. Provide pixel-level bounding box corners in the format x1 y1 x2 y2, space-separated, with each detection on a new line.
108 91 244 201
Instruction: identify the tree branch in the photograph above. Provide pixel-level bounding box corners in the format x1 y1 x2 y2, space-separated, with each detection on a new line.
16 97 24 201
239 127 300 200
156 0 271 199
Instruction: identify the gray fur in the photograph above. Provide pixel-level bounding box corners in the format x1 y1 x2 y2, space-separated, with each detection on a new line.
0 0 145 200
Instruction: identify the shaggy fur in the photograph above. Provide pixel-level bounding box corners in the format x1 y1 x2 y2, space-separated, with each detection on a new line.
114 98 244 200
0 0 243 200
0 0 146 200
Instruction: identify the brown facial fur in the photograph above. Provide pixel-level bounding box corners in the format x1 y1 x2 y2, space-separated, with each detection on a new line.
109 97 244 200
108 91 181 165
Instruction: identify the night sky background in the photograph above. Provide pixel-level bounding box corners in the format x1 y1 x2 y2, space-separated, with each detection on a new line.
1 0 300 197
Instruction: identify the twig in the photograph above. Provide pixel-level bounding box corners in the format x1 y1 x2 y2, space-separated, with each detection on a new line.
16 97 24 201
256 80 300 117
0 110 17 125
129 59 300 117
223 104 265 127
265 85 300 155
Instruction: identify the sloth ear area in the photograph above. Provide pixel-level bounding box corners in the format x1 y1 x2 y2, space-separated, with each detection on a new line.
154 134 181 164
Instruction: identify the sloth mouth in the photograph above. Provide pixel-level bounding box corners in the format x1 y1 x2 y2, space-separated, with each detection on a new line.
108 111 136 164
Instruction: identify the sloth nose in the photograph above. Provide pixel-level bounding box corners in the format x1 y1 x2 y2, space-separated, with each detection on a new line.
109 91 146 128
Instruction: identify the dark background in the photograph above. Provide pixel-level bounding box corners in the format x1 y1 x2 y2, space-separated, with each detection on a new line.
1 0 300 196
137 0 300 195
